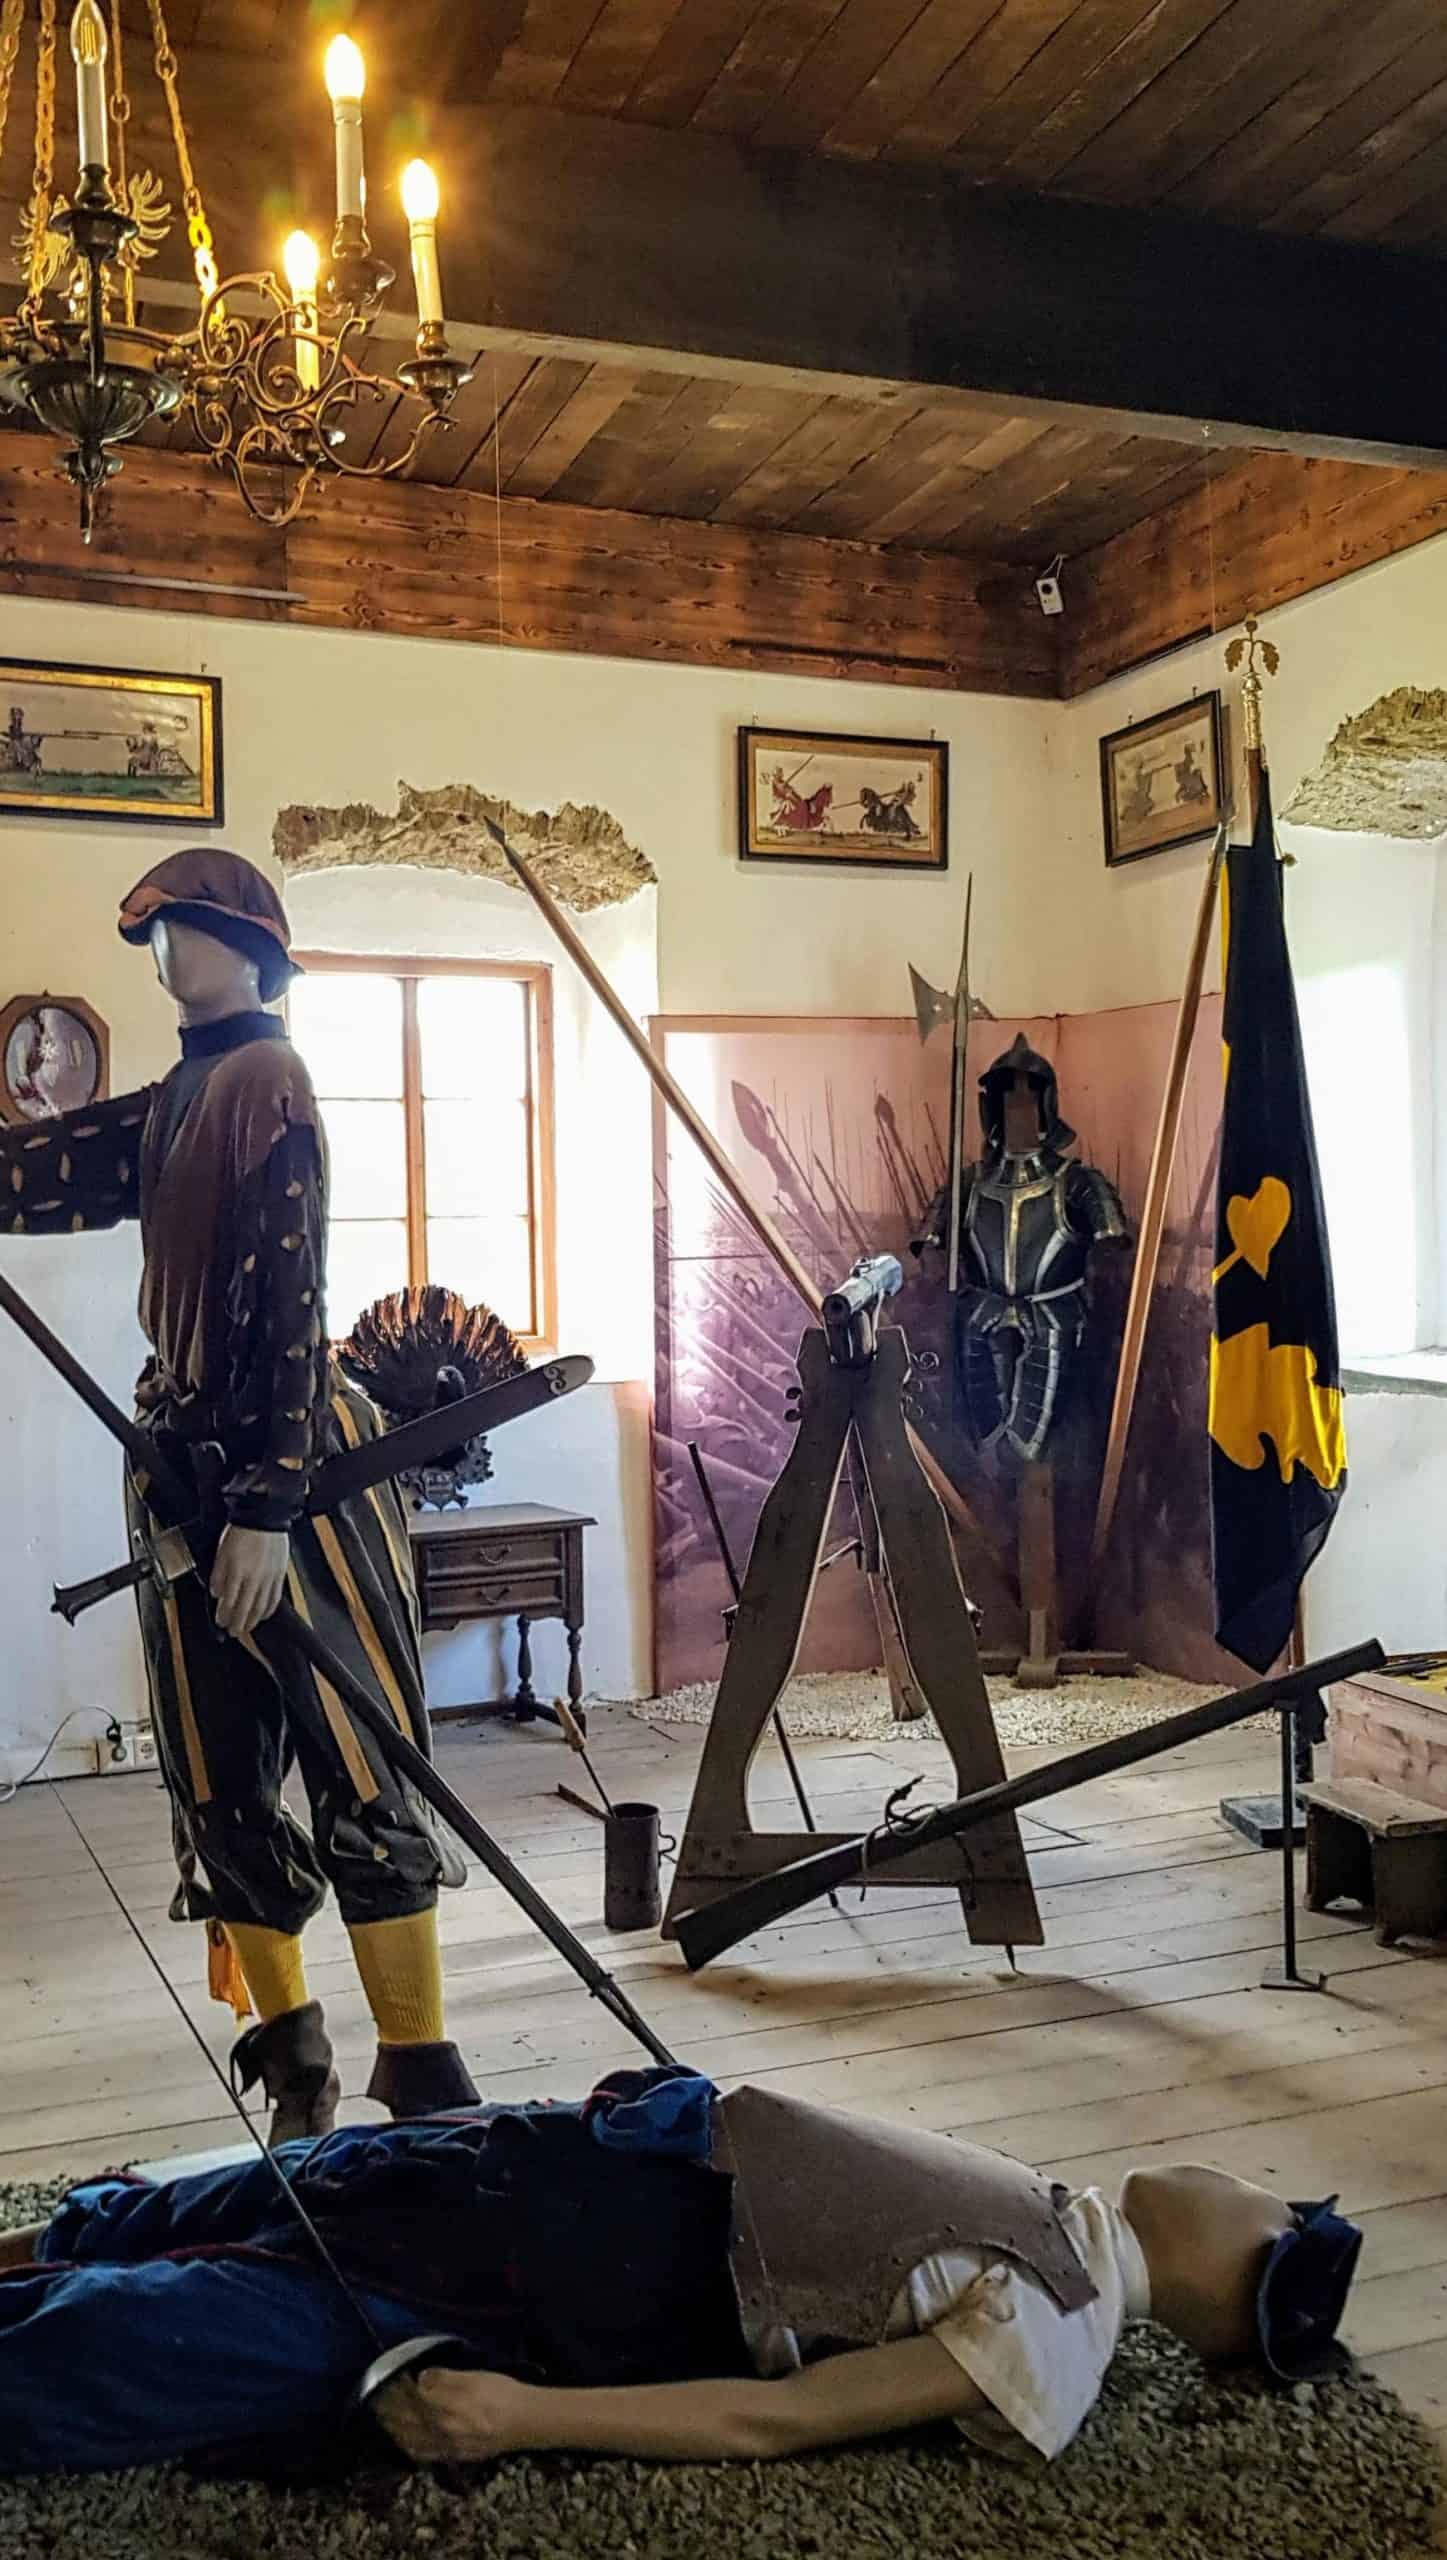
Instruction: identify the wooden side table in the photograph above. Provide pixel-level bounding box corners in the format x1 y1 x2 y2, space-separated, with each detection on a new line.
407 1502 595 1730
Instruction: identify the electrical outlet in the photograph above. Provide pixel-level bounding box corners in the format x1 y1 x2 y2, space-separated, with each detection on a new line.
93 1720 158 1775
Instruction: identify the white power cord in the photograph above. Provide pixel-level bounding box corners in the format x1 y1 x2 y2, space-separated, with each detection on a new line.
0 1707 90 1805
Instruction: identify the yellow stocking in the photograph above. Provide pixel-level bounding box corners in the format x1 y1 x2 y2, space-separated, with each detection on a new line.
223 1923 309 2024
348 1909 446 2047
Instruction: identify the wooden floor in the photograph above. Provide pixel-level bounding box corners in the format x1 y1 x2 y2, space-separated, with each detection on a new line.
5 1704 1447 2471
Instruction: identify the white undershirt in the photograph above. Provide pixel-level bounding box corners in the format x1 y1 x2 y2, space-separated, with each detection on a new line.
885 2188 1152 2461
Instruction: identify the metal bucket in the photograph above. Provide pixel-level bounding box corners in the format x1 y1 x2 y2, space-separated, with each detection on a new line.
604 1800 674 1932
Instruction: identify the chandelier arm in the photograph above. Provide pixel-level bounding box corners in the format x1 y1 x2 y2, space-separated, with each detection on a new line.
23 0 59 318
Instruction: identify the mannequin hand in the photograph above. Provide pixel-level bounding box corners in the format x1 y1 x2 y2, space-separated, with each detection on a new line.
210 1524 289 1639
374 2370 538 2466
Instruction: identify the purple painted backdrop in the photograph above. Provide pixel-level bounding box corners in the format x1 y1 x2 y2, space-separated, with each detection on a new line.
651 1001 1232 1695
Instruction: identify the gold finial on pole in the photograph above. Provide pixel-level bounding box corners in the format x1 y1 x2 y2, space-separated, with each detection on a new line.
1224 611 1279 757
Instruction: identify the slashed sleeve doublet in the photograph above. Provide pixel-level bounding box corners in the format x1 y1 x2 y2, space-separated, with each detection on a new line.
215 1051 330 1532
0 1092 149 1234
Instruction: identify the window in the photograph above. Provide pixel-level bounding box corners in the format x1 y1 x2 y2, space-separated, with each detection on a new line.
289 954 555 1349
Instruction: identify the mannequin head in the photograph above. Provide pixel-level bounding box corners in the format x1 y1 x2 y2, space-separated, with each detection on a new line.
1119 2163 1292 2362
118 849 297 1010
151 917 266 1026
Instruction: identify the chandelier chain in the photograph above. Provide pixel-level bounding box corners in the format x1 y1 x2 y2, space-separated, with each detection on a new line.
108 0 134 326
146 0 216 300
24 0 58 317
0 0 25 196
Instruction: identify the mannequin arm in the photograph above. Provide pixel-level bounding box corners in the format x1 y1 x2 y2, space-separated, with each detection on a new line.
378 2334 984 2466
223 1117 329 1531
0 1091 148 1235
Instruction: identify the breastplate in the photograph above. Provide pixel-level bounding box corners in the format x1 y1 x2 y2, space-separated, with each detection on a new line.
963 1163 1084 1301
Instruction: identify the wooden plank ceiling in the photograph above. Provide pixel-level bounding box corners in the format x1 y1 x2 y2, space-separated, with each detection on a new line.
364 0 1447 252
144 0 1447 252
8 3 1447 585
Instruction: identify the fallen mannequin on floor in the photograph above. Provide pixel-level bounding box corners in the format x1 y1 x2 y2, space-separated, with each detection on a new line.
0 2069 1361 2478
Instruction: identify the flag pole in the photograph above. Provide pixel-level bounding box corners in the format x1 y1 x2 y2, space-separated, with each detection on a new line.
1212 619 1322 1985
1082 824 1225 1601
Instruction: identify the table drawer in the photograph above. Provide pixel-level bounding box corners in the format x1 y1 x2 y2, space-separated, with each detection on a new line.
418 1562 566 1624
421 1531 563 1573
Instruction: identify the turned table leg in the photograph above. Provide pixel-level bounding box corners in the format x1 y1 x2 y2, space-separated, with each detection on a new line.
514 1613 538 1720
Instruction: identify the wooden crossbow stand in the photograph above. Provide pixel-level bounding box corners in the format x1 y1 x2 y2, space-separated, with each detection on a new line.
661 1260 1041 1946
494 824 1042 1956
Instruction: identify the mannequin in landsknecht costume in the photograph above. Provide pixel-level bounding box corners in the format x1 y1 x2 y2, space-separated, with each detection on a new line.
0 849 476 2140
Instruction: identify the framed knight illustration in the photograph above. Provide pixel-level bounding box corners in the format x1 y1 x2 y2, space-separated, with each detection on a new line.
0 660 223 825
739 726 948 871
1100 692 1224 867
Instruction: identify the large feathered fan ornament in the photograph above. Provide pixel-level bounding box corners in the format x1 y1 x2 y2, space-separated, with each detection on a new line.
336 1285 529 1509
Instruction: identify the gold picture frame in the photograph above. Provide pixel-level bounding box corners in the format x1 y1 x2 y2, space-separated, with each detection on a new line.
1100 691 1224 867
0 659 223 825
739 726 948 871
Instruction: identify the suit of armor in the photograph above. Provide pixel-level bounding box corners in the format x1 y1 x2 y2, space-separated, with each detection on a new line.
916 1036 1128 1462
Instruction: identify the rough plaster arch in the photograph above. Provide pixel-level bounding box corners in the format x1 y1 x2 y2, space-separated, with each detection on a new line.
274 781 656 910
1283 688 1447 840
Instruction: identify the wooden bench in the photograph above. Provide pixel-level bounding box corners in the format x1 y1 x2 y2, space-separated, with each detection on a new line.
1301 1777 1447 1946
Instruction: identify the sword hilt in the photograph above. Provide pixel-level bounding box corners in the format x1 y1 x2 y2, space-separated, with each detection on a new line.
52 1556 152 1623
52 1525 196 1624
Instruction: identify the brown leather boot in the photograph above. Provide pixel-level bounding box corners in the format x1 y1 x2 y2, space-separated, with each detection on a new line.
366 2040 479 2120
231 2000 342 2147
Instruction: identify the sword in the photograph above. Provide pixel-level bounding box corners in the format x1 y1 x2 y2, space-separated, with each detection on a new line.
0 1264 678 2073
50 1353 595 1623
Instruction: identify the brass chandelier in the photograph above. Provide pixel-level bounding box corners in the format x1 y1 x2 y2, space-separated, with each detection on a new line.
0 0 473 536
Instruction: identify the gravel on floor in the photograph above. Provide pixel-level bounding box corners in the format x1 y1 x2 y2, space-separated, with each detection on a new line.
633 1665 1268 1750
0 2177 1439 2558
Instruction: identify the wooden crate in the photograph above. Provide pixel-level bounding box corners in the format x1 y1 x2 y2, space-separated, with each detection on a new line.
1329 1672 1447 1814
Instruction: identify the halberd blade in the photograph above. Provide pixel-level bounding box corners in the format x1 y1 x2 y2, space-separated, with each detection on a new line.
909 963 952 1044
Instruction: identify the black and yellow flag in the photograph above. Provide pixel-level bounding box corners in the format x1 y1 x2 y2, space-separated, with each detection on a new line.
1210 770 1346 1670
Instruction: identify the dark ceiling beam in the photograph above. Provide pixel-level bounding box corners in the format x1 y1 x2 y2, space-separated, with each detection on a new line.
452 106 1447 467
3 67 1447 465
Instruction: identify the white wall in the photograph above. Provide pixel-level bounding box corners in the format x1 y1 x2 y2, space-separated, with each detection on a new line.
0 588 1057 1777
1054 527 1447 1656
9 524 1446 1772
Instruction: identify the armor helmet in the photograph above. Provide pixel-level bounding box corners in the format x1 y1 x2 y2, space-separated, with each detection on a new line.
978 1032 1075 1160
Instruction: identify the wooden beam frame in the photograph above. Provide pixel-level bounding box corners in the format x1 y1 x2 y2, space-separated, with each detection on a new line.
1062 452 1447 695
0 444 1058 698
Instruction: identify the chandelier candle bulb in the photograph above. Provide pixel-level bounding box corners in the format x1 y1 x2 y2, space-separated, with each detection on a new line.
70 0 109 175
324 35 366 225
282 231 321 393
401 160 443 329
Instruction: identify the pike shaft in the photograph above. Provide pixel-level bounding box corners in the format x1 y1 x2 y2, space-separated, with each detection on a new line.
46 1779 387 2356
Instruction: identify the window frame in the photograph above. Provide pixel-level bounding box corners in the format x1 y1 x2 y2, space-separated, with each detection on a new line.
291 948 558 1354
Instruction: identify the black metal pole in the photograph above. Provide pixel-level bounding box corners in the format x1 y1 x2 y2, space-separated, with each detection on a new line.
1261 1701 1324 1994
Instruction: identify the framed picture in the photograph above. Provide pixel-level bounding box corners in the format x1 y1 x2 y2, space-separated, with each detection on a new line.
0 659 223 825
0 993 110 1127
739 727 948 871
1100 691 1224 867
